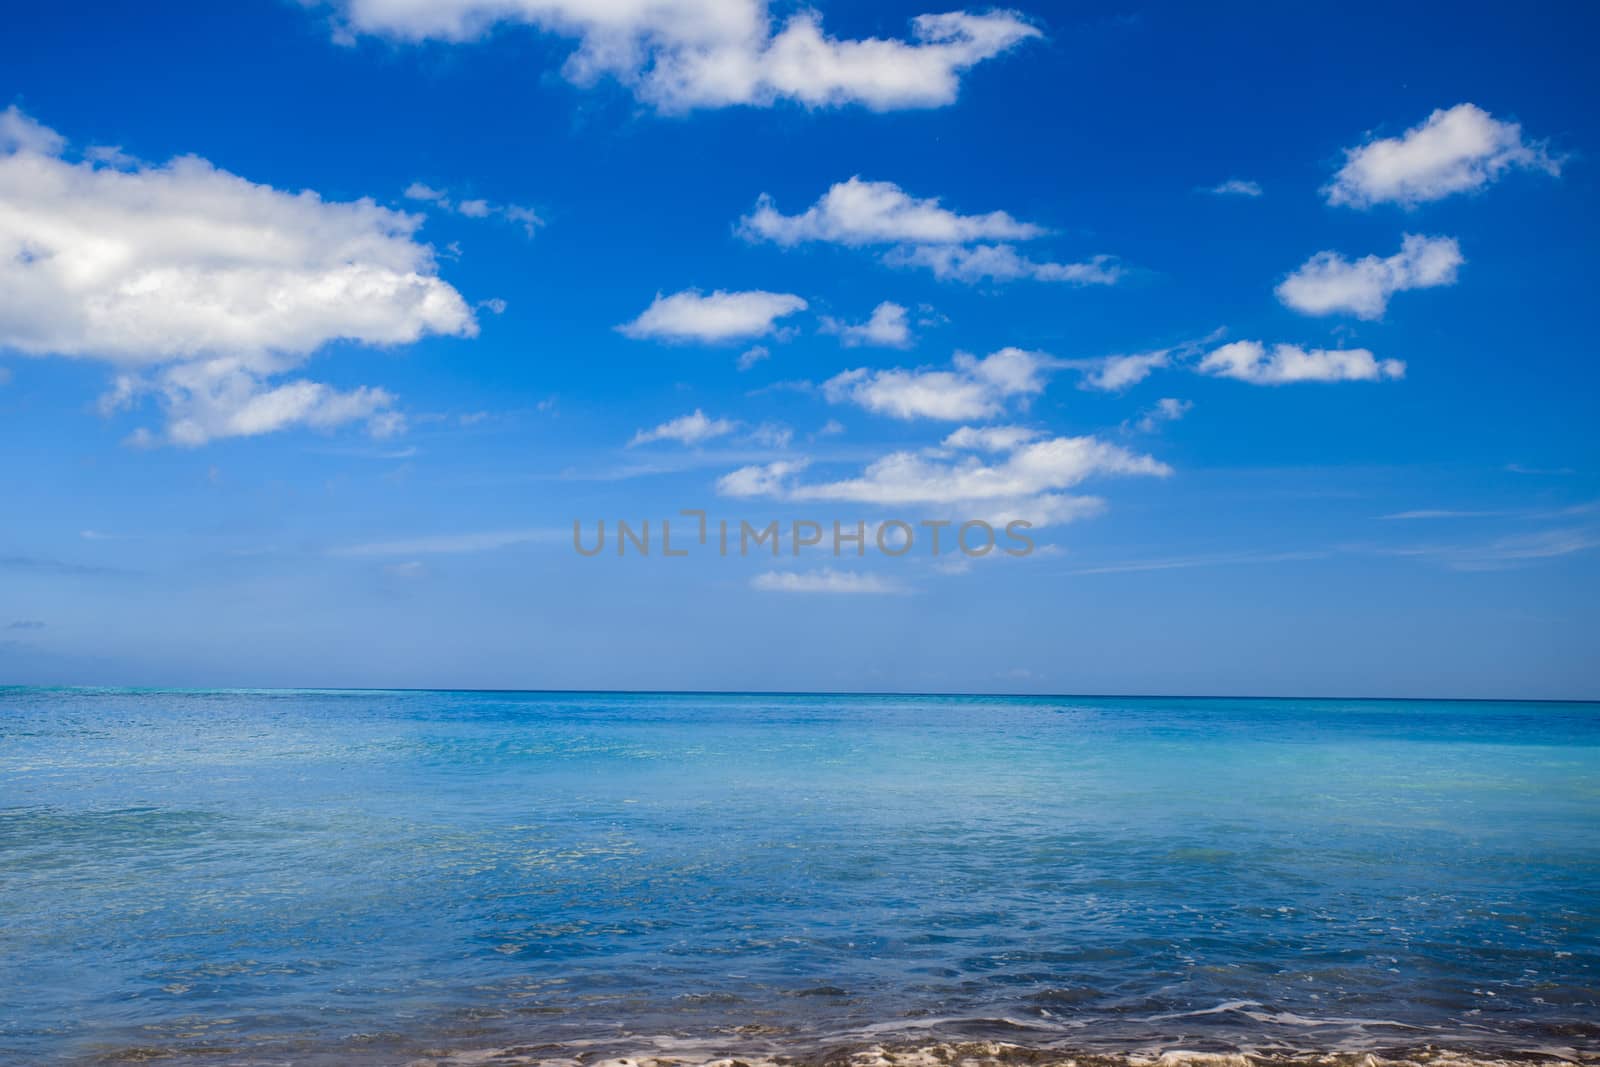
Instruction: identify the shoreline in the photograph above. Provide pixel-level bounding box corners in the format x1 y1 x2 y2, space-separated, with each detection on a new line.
74 1034 1600 1067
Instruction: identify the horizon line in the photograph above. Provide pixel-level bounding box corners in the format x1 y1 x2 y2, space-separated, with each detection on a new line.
2 684 1597 705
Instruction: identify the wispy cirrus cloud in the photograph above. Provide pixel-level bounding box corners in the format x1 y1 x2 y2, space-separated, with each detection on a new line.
1380 500 1596 521
751 568 907 594
329 529 559 558
1205 179 1262 197
1070 549 1330 576
0 553 130 576
1385 528 1599 571
403 182 542 236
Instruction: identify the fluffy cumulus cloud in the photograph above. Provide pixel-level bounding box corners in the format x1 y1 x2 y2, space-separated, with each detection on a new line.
719 429 1169 528
739 177 1120 286
819 301 911 347
0 108 475 445
740 176 1042 246
1199 341 1405 385
823 347 1048 420
618 289 807 343
751 568 905 594
629 409 738 446
1326 103 1559 208
327 2 1039 113
1277 234 1463 319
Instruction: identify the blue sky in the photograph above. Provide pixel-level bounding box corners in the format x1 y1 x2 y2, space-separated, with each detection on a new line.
2 1 1597 697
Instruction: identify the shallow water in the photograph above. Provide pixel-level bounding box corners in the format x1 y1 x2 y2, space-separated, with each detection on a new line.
0 689 1596 1064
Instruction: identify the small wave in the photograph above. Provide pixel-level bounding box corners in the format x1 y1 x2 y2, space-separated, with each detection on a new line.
403 1039 1598 1067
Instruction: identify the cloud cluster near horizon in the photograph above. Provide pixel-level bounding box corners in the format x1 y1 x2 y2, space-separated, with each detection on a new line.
719 428 1169 530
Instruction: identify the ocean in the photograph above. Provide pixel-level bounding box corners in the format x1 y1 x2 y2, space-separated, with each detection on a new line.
1 688 1596 1066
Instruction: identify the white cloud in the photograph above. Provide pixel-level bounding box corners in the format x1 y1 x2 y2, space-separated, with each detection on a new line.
1132 397 1191 432
716 458 810 497
1198 341 1405 385
403 182 446 201
739 176 1120 286
941 425 1040 452
329 2 1039 113
1078 350 1168 392
785 435 1168 504
720 431 1169 529
740 176 1043 246
751 567 906 594
1381 508 1511 521
0 108 475 445
629 409 738 447
887 244 1121 285
1207 179 1262 197
820 301 912 347
618 289 807 343
746 422 794 449
1066 333 1221 393
737 344 771 370
1276 234 1463 319
823 347 1048 421
1326 103 1559 208
0 108 66 155
115 360 405 447
403 181 542 236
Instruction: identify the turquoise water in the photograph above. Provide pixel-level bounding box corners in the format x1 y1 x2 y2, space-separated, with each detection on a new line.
0 689 1596 1065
